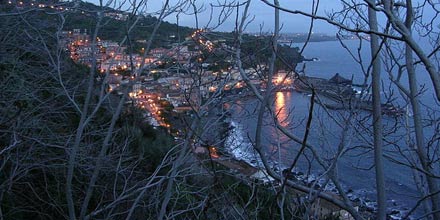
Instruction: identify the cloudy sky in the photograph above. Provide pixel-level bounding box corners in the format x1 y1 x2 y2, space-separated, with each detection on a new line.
86 0 341 34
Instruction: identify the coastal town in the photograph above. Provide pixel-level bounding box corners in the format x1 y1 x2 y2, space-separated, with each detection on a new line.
60 27 405 219
6 0 392 123
11 0 404 212
62 27 404 136
0 0 434 220
61 27 252 131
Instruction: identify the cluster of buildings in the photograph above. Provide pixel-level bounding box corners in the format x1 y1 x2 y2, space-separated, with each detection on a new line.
5 0 138 21
60 29 316 132
61 29 194 73
61 27 302 132
61 28 255 130
6 0 78 11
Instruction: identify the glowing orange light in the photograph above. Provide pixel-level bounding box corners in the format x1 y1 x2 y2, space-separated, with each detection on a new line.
209 147 220 158
275 92 289 127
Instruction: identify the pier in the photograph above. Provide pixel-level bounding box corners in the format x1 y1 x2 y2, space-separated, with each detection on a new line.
292 74 404 116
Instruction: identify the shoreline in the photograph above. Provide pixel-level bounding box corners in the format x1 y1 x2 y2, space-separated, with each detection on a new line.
215 114 412 220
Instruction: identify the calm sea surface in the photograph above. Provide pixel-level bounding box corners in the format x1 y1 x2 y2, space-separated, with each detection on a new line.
229 40 440 216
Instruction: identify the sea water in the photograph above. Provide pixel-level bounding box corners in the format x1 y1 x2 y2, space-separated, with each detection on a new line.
226 40 440 218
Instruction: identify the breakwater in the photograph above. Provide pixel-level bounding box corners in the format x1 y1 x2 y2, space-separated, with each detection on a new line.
292 74 405 116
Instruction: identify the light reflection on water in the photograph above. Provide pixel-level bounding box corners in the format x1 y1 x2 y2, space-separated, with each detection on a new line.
275 91 289 127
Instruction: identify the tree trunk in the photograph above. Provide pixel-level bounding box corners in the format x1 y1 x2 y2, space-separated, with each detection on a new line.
404 1 440 219
366 1 387 219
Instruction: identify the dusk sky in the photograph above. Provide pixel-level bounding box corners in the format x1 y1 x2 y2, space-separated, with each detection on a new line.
172 0 340 33
86 0 341 34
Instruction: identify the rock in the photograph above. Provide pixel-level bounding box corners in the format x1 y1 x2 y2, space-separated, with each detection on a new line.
388 209 400 215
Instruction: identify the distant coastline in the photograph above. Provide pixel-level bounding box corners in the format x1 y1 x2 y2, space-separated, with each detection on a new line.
274 33 362 44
